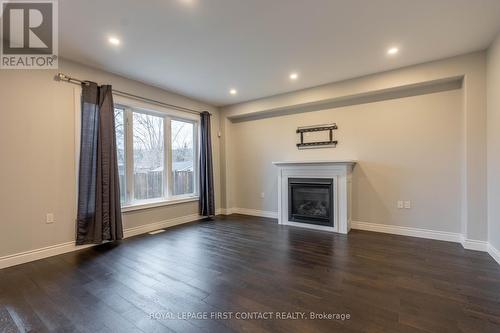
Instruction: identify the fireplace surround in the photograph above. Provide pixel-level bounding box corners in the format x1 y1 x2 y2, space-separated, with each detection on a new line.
273 161 356 233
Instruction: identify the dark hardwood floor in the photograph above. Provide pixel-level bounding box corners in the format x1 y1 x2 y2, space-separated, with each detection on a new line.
1 214 500 333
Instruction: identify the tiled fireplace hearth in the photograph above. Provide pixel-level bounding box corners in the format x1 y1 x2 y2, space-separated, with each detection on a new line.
273 161 356 234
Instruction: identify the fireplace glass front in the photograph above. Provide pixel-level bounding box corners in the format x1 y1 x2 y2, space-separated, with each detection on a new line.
288 178 334 227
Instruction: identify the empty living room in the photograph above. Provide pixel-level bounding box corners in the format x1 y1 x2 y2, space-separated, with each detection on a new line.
2 0 500 332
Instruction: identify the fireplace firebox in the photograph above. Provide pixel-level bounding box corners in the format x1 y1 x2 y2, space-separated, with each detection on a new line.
288 178 334 227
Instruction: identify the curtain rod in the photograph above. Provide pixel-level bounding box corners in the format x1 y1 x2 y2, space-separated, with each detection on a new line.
55 73 210 116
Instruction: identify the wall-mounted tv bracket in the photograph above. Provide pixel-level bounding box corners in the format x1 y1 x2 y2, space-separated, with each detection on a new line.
296 124 338 149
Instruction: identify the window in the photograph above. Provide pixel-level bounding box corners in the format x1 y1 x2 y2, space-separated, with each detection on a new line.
114 108 127 204
133 112 164 201
114 104 198 209
171 119 195 196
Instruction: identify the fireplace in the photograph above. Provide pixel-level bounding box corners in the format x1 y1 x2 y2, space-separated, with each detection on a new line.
274 161 355 234
288 178 334 227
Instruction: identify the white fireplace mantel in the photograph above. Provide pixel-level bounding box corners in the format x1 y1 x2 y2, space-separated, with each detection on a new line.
272 160 356 167
273 160 356 234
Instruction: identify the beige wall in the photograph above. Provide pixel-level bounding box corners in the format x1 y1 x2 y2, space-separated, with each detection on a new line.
0 59 221 257
228 90 462 232
222 52 488 241
487 33 500 250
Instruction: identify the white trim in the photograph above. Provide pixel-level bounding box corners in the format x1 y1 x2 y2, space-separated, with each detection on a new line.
217 212 467 244
3 211 498 269
488 243 500 266
122 196 199 213
218 208 234 215
114 99 199 207
0 242 94 270
114 95 199 121
0 212 214 269
231 208 278 219
123 213 201 238
351 220 462 243
165 114 173 198
193 120 200 197
272 160 357 167
207 208 500 267
124 108 134 201
461 237 489 252
274 163 354 234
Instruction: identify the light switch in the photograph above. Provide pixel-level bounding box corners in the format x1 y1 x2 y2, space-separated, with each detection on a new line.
404 201 411 209
397 201 404 209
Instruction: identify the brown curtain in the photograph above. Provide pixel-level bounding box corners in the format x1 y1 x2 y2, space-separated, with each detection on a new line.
76 82 123 245
199 111 215 217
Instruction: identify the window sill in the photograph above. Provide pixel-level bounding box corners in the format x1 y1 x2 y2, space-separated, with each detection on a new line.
121 196 199 213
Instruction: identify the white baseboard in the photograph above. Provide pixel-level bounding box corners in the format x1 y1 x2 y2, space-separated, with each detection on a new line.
220 210 465 244
224 210 463 243
351 220 463 243
231 208 278 219
350 221 500 265
124 213 201 238
461 237 489 252
5 212 497 269
218 208 234 216
488 243 500 265
218 212 500 266
0 213 209 269
0 242 95 270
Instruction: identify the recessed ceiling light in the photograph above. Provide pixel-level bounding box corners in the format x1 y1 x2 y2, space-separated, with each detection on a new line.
387 47 399 55
108 37 121 46
289 73 299 80
229 89 237 95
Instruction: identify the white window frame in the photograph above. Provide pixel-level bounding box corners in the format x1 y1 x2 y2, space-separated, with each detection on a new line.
113 95 200 212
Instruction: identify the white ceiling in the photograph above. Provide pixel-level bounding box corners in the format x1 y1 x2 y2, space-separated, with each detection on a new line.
60 0 500 106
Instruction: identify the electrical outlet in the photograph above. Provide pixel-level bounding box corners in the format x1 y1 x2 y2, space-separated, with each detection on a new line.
260 192 265 199
397 200 404 209
46 213 55 224
404 201 411 209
